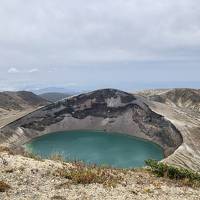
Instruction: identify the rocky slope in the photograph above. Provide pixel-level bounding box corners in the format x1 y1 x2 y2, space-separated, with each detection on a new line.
0 91 49 128
0 89 182 157
140 88 200 112
139 88 200 171
0 91 49 110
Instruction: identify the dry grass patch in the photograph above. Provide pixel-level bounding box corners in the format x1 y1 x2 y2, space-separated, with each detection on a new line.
55 162 123 187
0 146 13 154
51 196 66 200
49 153 65 162
23 151 43 161
0 181 11 192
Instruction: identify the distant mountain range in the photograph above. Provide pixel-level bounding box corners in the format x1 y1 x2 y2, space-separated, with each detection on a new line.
39 92 72 102
31 87 81 95
30 87 88 102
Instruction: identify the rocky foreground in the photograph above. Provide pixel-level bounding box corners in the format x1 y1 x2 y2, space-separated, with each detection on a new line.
1 149 200 200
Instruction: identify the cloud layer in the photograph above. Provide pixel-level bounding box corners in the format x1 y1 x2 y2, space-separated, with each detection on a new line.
1 0 200 65
0 0 200 90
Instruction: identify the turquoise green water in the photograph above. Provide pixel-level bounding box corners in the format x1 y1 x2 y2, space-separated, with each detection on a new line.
25 130 163 168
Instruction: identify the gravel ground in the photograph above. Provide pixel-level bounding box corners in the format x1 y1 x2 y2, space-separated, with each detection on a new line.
0 152 200 200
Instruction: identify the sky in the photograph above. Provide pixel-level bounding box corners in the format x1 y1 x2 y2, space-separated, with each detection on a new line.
0 0 200 92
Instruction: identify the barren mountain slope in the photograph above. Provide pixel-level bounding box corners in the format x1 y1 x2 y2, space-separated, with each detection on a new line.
0 91 49 128
1 91 49 110
140 88 200 112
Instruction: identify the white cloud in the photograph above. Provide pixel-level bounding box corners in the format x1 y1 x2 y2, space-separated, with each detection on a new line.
8 67 19 73
0 0 199 68
28 68 39 73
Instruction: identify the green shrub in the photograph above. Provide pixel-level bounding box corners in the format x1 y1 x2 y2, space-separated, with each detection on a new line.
145 159 200 187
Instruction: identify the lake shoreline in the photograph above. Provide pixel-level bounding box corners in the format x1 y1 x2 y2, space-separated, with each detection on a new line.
24 130 164 168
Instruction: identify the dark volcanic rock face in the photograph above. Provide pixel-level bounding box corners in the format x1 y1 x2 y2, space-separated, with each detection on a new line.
16 89 138 130
0 89 183 156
